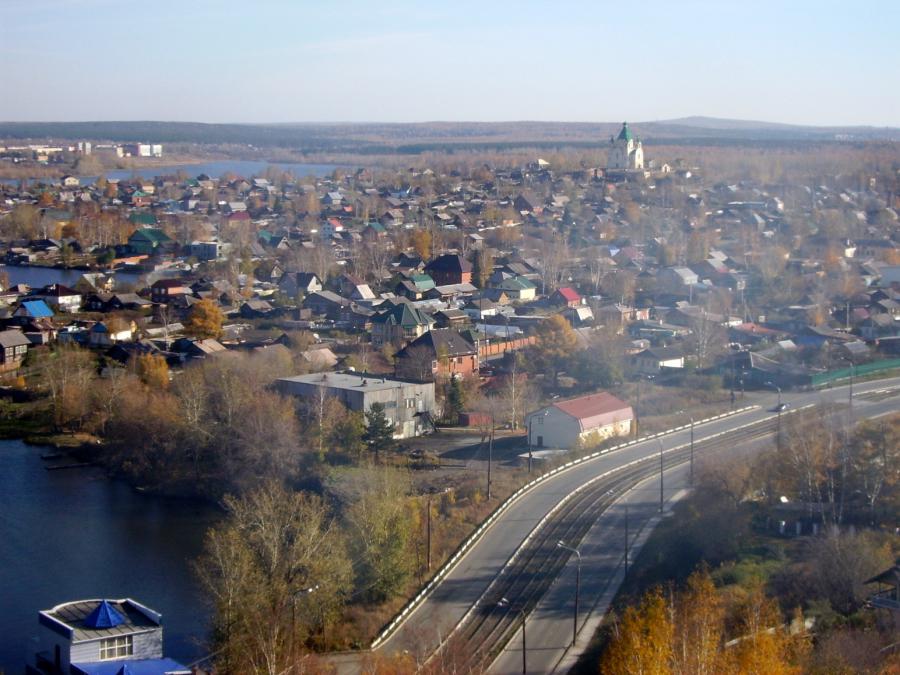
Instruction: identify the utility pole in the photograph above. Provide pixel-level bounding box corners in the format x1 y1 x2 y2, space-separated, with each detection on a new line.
487 417 494 500
690 417 695 486
624 503 629 578
426 492 432 570
557 541 582 647
659 439 664 513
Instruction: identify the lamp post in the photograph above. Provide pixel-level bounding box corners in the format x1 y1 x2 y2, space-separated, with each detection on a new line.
557 541 582 647
291 584 319 655
498 597 526 674
765 381 783 452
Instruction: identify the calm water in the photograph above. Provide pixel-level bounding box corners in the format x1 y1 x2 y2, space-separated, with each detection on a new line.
78 160 338 183
1 265 144 290
0 439 219 671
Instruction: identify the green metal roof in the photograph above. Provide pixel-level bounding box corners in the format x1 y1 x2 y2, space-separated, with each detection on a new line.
617 122 634 142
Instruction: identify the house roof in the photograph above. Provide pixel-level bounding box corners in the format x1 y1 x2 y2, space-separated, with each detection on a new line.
555 287 581 301
0 329 30 348
372 302 433 328
19 300 53 318
70 658 191 675
397 328 476 359
550 392 634 432
40 598 159 643
425 253 473 275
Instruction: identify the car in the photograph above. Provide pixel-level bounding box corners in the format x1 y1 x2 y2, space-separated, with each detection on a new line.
772 402 789 412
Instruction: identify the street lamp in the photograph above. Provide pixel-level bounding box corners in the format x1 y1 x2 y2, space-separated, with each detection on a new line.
290 584 319 654
765 381 783 452
689 417 695 486
557 541 582 647
497 597 526 674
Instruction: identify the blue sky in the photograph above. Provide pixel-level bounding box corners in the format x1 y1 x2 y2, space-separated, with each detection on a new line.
2 0 898 126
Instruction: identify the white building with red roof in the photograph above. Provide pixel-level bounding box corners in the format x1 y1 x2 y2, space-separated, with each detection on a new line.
526 391 633 449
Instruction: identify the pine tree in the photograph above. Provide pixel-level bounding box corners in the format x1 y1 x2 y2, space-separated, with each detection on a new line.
364 402 395 463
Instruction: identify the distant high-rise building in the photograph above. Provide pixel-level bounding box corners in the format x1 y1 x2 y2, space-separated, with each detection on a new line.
607 122 644 171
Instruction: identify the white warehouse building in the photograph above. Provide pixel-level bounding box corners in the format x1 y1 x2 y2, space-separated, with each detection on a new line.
526 392 634 450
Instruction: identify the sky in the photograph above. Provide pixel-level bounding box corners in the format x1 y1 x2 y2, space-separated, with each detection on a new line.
2 0 898 127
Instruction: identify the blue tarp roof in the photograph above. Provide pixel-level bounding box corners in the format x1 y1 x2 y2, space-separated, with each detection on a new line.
71 658 191 675
83 600 125 629
21 300 53 318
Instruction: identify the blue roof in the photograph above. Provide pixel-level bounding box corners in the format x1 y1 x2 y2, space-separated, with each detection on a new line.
83 600 125 629
71 658 191 675
21 300 53 318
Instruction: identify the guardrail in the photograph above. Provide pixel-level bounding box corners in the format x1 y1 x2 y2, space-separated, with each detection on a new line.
370 404 761 649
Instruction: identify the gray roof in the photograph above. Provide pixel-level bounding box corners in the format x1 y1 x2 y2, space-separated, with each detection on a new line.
0 329 30 348
41 598 159 643
278 371 423 393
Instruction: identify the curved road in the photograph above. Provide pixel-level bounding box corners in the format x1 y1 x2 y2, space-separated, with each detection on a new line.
373 377 900 672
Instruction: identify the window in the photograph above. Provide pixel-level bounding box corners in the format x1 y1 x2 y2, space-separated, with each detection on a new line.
99 635 133 660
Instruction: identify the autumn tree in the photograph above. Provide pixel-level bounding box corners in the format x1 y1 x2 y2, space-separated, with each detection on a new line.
533 313 580 386
410 228 432 260
134 353 170 389
471 249 494 289
41 344 97 430
602 587 674 675
185 298 224 339
195 482 352 673
345 469 416 603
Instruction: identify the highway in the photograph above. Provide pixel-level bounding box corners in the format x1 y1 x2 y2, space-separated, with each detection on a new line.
374 377 900 673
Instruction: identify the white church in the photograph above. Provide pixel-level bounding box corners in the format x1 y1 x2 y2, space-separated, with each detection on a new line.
607 122 644 171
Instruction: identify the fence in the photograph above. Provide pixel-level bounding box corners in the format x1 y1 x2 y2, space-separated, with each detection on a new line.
811 358 900 387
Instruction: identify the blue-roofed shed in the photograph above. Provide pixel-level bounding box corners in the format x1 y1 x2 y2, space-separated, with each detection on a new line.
17 300 53 318
71 657 191 675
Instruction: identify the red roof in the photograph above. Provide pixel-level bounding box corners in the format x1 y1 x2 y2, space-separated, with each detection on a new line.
556 287 581 302
553 392 633 431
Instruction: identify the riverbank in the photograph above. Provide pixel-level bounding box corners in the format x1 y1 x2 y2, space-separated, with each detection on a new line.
0 437 219 671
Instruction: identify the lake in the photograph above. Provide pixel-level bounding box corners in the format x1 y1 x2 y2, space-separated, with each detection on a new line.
78 159 338 183
0 439 220 671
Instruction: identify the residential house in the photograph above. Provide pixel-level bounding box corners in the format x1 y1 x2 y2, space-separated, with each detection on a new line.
128 228 172 256
30 598 190 675
88 320 135 347
424 254 473 286
526 392 634 449
551 287 582 308
277 371 436 439
14 300 54 320
303 290 348 320
0 329 30 373
150 279 191 304
657 266 699 291
278 272 322 298
239 299 276 319
633 346 686 374
394 328 479 381
433 308 470 329
34 284 82 313
496 276 537 301
370 303 435 346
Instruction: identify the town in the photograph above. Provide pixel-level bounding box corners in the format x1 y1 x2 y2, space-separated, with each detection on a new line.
1 121 898 675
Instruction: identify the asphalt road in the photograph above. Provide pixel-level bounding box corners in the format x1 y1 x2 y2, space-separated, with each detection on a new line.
374 377 900 672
